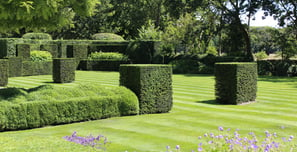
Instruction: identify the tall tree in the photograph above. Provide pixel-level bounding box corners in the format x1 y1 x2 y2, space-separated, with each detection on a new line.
211 0 262 60
263 0 297 39
0 0 98 32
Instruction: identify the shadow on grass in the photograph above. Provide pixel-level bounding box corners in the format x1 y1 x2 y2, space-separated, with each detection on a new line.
198 100 222 105
0 88 27 100
175 73 214 77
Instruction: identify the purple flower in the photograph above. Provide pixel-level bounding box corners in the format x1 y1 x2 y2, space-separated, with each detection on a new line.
204 133 208 137
218 126 224 131
227 128 231 132
251 144 258 149
166 145 170 150
198 147 203 151
176 145 180 150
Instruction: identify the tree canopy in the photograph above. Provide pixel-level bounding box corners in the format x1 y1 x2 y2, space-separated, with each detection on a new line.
0 0 98 32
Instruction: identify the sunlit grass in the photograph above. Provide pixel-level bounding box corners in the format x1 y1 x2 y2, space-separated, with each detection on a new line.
0 71 296 151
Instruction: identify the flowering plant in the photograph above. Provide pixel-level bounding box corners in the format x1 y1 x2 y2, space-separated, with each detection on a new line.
166 126 296 152
63 131 109 151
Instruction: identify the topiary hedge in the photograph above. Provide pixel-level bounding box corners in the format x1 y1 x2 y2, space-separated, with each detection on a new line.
7 57 23 77
120 64 173 114
22 33 52 40
0 59 8 86
53 58 76 83
0 84 139 131
22 61 52 76
17 44 31 60
215 62 257 105
91 33 125 41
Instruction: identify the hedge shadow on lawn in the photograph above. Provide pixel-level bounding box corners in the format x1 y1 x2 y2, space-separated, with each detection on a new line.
197 100 221 105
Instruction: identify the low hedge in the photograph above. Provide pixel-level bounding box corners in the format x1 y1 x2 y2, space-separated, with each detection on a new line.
215 62 257 104
257 60 297 76
7 57 23 77
120 64 173 114
22 61 52 76
79 60 130 71
0 84 139 131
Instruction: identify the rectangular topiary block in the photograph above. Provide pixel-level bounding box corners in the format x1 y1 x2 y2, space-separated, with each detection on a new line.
120 64 173 114
17 44 31 60
53 58 76 83
66 45 88 68
215 62 258 104
0 59 8 86
7 57 23 77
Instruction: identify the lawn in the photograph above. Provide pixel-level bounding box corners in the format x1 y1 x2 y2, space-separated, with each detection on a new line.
0 71 297 152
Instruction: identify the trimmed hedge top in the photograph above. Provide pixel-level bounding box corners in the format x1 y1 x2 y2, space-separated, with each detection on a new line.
22 33 52 40
91 33 125 41
88 52 129 61
0 83 139 130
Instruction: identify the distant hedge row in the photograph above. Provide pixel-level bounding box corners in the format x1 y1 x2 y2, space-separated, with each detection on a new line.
257 60 297 76
0 84 139 131
0 38 161 64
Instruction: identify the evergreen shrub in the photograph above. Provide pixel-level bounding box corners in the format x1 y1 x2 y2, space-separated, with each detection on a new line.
0 84 139 131
7 57 23 77
0 60 8 86
30 50 52 62
120 64 173 114
215 62 257 104
53 58 76 83
126 41 162 64
22 33 52 40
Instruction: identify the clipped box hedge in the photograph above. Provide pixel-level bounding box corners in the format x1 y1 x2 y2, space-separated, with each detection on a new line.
17 44 31 60
215 62 257 104
22 61 52 76
0 84 139 131
7 57 23 77
53 58 76 83
120 64 173 114
0 59 8 86
79 60 130 71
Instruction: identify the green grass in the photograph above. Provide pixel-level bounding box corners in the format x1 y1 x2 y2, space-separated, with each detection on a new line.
1 71 297 151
